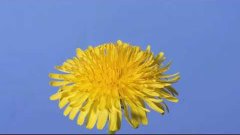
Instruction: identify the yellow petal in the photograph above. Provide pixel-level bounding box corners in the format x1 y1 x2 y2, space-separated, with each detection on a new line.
130 108 140 128
109 109 121 131
59 98 68 109
135 52 144 61
49 81 70 87
138 108 148 125
55 66 70 73
117 40 123 45
147 98 163 103
86 108 98 129
69 108 79 120
49 73 75 81
158 89 179 102
156 52 165 62
97 109 108 130
63 105 72 116
146 45 151 52
69 94 89 108
76 48 84 58
77 110 88 126
138 99 149 125
122 102 134 128
77 101 93 125
161 75 180 83
98 96 106 110
158 61 172 73
65 59 75 65
49 92 61 100
146 101 164 114
148 83 165 89
49 73 63 80
159 72 180 79
165 96 179 103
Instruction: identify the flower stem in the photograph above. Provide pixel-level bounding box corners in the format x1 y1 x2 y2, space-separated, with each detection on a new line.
108 130 116 134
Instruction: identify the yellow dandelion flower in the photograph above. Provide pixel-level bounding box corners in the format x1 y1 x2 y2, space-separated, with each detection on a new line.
49 40 180 133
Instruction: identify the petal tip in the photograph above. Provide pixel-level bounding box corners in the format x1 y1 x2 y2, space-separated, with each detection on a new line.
117 40 123 45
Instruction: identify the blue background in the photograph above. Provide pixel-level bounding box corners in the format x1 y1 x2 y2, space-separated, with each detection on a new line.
0 0 240 134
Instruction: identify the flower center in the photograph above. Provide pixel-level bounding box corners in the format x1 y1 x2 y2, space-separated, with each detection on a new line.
95 67 124 89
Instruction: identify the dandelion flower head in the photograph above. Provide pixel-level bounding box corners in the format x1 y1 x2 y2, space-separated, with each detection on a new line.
49 40 180 133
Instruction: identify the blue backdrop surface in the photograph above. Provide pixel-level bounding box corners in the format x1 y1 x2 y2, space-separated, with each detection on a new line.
0 0 240 134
